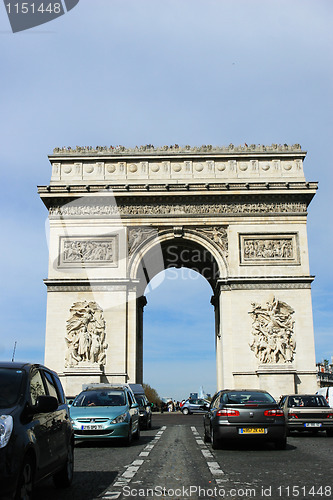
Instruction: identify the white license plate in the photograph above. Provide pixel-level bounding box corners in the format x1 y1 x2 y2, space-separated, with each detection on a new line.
304 423 322 428
81 424 104 430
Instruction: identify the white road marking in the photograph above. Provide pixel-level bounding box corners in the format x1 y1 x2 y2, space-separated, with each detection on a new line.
100 426 167 499
191 426 227 484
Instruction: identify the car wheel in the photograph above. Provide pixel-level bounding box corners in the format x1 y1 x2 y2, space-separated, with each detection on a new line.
134 423 140 440
275 437 287 450
326 429 333 437
15 456 34 500
148 417 152 429
211 426 221 450
182 408 190 415
53 443 74 488
204 426 210 443
123 423 133 446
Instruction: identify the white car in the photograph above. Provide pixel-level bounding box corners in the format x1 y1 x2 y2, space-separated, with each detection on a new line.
316 387 333 407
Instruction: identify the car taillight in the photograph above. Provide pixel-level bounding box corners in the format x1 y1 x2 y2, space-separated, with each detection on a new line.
264 409 284 417
216 409 240 417
326 413 333 419
288 412 299 418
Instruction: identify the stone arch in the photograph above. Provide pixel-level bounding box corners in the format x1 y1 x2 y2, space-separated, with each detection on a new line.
40 144 318 398
129 227 229 295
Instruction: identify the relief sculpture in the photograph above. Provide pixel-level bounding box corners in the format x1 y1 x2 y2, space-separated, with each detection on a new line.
249 297 296 364
243 238 294 261
65 301 108 368
128 227 158 256
63 239 115 263
197 227 228 256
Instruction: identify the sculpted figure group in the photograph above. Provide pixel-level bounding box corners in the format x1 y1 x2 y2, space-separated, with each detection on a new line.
65 301 108 368
249 297 296 364
244 238 293 260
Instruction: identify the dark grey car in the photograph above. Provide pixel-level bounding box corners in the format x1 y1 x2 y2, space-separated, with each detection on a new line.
203 389 286 449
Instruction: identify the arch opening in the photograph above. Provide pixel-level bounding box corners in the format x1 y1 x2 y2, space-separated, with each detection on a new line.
133 236 222 399
142 268 216 401
133 234 223 297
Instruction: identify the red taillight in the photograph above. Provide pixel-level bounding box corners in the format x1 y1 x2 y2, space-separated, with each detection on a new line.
288 412 299 418
216 409 240 417
264 409 284 417
326 413 333 419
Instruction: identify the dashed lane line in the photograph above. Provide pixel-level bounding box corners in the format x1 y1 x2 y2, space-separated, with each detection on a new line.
191 426 228 485
98 426 167 499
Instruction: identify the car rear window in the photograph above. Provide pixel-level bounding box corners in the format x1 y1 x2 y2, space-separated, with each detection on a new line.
135 395 146 406
73 390 126 407
221 391 276 404
0 368 25 408
288 395 329 408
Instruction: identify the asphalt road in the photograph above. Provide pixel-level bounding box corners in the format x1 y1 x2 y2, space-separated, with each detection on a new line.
34 413 332 500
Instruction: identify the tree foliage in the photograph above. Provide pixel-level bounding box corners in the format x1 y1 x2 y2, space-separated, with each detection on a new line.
143 383 161 406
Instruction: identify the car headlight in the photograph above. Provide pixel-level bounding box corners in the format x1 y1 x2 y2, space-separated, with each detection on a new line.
111 413 127 424
0 415 13 449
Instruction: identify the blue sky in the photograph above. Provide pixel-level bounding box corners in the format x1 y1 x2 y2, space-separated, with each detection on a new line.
0 0 332 400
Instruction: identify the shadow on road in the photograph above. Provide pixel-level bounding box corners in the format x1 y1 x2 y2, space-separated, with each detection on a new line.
34 471 118 500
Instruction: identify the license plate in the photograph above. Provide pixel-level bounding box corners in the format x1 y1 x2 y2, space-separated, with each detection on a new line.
304 423 322 428
239 428 266 434
81 424 104 430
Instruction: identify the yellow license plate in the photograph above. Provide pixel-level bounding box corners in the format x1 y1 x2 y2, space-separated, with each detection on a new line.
239 428 265 434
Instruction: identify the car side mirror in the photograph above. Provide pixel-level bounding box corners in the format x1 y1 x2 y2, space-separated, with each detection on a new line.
34 395 58 413
131 402 139 409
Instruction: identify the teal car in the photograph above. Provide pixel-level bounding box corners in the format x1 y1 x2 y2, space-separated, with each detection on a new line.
69 384 140 445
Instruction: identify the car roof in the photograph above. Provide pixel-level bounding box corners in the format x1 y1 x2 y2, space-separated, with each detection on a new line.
0 361 54 372
283 394 324 397
83 384 129 392
221 389 271 393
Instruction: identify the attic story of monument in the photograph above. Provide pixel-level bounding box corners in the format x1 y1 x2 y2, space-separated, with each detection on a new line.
38 144 318 398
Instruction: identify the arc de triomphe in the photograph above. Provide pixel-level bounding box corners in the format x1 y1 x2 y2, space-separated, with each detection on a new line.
39 144 318 398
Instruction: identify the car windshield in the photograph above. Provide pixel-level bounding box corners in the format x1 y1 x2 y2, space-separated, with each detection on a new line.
222 391 276 404
0 368 24 408
287 395 329 408
73 390 127 407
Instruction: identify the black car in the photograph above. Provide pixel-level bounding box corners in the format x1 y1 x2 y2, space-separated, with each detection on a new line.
203 389 286 450
133 393 152 430
0 362 74 500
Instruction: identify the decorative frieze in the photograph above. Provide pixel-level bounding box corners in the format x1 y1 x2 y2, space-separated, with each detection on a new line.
240 234 299 265
249 297 296 364
65 301 108 368
49 201 307 217
59 236 118 267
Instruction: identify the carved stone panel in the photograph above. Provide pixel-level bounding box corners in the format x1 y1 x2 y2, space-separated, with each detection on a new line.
196 226 228 257
65 301 108 368
59 236 118 267
239 233 299 265
249 297 296 364
128 227 158 256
